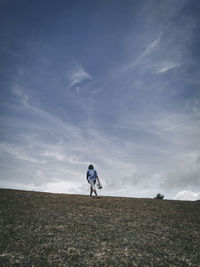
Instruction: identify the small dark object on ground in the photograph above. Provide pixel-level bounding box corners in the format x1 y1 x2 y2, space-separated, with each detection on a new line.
154 193 164 199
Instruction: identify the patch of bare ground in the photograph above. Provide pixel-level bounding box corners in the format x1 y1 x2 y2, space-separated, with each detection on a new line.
0 189 199 266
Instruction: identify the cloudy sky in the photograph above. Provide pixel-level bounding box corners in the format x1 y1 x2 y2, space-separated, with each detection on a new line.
0 0 200 200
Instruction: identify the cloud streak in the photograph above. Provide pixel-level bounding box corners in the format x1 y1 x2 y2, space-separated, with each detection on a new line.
66 62 92 90
155 62 177 73
122 34 161 71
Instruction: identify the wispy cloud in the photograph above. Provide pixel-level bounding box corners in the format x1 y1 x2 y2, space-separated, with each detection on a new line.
141 35 161 58
155 62 177 73
12 85 29 107
174 191 200 201
123 34 161 71
12 85 82 140
0 142 42 163
148 112 200 146
66 62 92 90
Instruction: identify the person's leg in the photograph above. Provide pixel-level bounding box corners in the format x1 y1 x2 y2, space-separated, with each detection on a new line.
93 189 98 196
90 186 93 196
93 181 98 196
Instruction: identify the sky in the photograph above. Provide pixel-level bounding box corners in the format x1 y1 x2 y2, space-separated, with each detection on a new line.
0 0 200 200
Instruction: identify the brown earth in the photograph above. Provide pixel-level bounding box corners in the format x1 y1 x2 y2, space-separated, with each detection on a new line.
0 188 199 266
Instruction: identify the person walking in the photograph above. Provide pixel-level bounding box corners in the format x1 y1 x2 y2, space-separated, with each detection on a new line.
86 164 101 197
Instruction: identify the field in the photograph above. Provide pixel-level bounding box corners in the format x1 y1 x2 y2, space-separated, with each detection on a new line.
0 189 200 266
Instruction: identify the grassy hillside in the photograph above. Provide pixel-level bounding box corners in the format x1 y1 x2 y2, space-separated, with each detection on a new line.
0 189 199 266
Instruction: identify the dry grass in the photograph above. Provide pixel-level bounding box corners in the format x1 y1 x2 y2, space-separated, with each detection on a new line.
0 188 199 266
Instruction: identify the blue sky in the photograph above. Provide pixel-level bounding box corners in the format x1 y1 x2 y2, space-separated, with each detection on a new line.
0 0 200 200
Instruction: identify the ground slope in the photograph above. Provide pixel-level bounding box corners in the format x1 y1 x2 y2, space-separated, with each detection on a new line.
0 189 199 266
